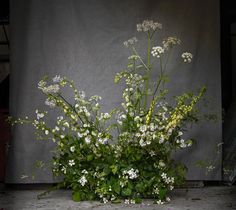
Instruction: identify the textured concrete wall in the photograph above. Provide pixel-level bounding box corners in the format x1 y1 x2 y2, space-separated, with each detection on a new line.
6 0 222 183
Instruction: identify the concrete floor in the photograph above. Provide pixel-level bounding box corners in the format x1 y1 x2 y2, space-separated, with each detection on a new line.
0 186 235 210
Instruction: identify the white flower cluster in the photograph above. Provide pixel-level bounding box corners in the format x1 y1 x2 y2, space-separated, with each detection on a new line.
42 84 60 94
123 168 139 179
123 37 138 47
35 109 45 120
128 55 139 60
96 132 109 145
99 112 111 121
124 199 136 204
78 175 87 186
161 173 174 184
151 46 164 58
162 36 181 49
206 165 215 172
76 105 91 117
52 75 63 83
181 52 193 63
137 20 162 32
135 123 159 147
45 98 56 108
125 73 144 88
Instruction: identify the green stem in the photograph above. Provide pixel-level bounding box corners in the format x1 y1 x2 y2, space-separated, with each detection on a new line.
144 33 151 110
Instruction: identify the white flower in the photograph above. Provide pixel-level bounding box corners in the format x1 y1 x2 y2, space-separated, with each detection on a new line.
61 166 66 174
163 36 181 49
82 169 88 174
123 37 138 47
156 200 164 205
124 199 130 204
70 146 75 152
64 122 69 127
45 98 56 108
149 151 156 156
78 175 87 186
140 125 147 133
45 130 49 135
36 112 44 120
166 197 171 202
123 168 139 179
52 75 63 83
158 160 166 168
77 132 83 138
139 139 146 147
102 197 109 203
206 165 215 172
68 160 75 166
151 46 164 58
159 135 165 143
60 135 65 139
85 136 91 144
182 52 193 63
38 80 46 89
79 91 86 99
42 84 60 94
137 20 162 32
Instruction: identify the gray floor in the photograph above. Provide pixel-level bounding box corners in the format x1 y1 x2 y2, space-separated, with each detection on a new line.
0 186 235 210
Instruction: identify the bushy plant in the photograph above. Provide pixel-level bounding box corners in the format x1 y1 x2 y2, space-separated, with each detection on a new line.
10 20 205 204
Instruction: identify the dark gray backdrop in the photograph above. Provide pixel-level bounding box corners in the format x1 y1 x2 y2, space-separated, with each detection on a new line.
6 0 222 183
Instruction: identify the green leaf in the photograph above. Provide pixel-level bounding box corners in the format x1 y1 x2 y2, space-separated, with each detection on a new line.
134 197 142 203
111 199 122 203
159 188 167 200
122 188 132 196
87 155 93 161
72 191 82 202
110 165 118 174
113 181 121 194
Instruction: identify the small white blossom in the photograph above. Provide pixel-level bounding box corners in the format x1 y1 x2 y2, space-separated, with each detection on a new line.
151 46 164 58
52 75 63 83
78 175 87 186
82 169 88 174
68 159 75 166
85 136 91 144
140 125 147 133
123 37 138 47
79 91 86 99
70 146 75 152
61 166 66 174
156 200 164 205
123 168 139 179
102 197 109 204
45 130 49 135
36 110 44 120
182 52 193 63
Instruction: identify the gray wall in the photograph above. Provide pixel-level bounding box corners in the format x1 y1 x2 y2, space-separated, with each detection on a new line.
6 0 222 183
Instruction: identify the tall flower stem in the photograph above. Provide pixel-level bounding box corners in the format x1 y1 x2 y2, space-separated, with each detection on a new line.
144 32 151 111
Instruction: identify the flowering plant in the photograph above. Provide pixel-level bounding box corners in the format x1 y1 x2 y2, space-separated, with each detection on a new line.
11 20 205 204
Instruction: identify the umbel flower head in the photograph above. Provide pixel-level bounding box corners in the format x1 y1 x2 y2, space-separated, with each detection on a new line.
182 52 193 63
151 46 165 58
137 20 162 32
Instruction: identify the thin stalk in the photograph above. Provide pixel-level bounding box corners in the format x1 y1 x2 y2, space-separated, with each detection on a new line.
144 32 152 110
58 94 85 124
